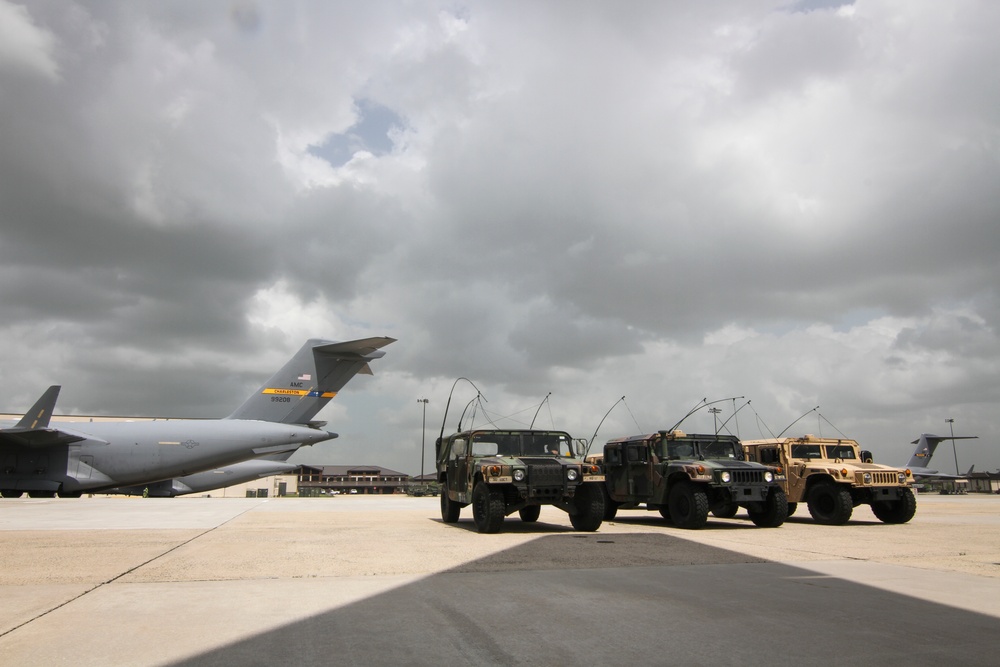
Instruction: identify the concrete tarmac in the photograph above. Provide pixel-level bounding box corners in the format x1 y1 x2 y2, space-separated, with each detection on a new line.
1 494 999 666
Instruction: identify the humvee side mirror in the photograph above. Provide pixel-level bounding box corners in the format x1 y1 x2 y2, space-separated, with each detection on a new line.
861 450 874 464
453 439 467 457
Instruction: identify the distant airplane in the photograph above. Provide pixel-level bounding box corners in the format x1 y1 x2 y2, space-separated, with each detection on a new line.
905 433 979 480
0 337 394 498
106 454 299 497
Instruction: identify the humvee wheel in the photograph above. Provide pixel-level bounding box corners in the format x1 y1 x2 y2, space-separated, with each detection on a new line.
472 482 505 533
807 483 853 525
711 502 739 519
667 481 710 529
870 487 917 524
786 502 797 517
748 489 788 528
602 487 618 520
440 483 461 523
518 505 541 522
569 484 605 531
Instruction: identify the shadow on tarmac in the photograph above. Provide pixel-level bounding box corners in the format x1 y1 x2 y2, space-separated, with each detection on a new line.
170 532 1000 667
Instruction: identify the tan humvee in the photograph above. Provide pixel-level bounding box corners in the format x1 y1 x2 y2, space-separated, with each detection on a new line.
742 435 916 525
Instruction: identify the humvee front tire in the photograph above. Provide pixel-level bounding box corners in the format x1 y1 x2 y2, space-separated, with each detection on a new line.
472 482 505 533
668 481 710 529
807 482 853 525
519 505 541 522
569 484 605 532
787 502 797 516
748 488 788 528
711 501 739 519
440 483 461 523
870 487 917 524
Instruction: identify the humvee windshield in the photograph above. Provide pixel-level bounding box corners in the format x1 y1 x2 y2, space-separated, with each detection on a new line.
699 439 740 460
790 444 823 459
789 443 858 460
659 438 739 460
826 444 857 460
662 440 696 459
470 432 572 457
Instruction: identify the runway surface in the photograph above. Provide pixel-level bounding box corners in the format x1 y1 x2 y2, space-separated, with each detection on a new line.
1 494 999 666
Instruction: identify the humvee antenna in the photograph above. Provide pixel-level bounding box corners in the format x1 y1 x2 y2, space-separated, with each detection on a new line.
776 406 819 438
667 396 744 433
585 396 625 457
529 392 552 429
817 412 850 439
716 399 752 437
457 396 478 431
438 377 487 441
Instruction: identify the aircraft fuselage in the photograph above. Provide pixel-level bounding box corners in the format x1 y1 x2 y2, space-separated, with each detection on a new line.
0 419 332 495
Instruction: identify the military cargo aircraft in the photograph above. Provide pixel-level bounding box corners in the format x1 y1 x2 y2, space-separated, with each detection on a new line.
0 337 394 498
904 433 978 480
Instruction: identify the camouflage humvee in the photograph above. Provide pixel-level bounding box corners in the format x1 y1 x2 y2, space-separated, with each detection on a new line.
436 429 606 534
592 430 788 529
742 435 917 525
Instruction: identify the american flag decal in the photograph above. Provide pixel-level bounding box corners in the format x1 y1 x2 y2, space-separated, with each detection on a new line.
298 373 312 381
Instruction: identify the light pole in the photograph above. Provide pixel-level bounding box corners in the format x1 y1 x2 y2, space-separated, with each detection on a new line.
418 398 429 482
946 418 959 475
709 407 721 435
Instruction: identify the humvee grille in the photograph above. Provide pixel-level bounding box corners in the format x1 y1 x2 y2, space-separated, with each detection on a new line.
872 471 900 485
527 461 564 487
730 469 766 485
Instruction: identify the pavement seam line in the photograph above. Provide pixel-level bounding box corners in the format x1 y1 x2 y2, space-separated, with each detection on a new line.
0 500 264 639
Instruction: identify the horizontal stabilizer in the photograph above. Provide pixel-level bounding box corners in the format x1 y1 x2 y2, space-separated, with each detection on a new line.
0 428 87 448
2 386 89 448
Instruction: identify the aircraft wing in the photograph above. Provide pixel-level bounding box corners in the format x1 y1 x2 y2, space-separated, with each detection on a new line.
0 386 89 448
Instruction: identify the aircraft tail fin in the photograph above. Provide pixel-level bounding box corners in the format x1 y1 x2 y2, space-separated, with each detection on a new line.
906 433 978 470
14 385 61 429
226 337 395 424
1 386 87 448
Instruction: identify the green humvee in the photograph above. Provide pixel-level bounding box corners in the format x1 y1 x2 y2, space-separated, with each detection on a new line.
436 429 606 534
742 435 916 525
592 430 788 529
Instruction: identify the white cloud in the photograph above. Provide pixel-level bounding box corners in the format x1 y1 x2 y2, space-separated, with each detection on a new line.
0 0 60 81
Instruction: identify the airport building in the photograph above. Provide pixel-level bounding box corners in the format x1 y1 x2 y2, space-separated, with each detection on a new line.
296 465 411 495
967 471 1000 494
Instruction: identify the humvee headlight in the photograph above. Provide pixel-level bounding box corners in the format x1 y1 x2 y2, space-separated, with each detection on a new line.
898 472 906 484
863 473 872 484
764 471 774 483
720 471 731 483
566 468 579 481
513 469 526 482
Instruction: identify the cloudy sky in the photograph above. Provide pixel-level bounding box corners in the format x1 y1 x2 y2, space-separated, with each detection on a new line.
2 0 998 476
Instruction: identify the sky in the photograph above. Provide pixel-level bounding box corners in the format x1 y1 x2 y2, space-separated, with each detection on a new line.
1 0 998 476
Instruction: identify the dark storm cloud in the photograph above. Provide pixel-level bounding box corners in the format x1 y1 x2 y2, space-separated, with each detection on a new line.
1 1 999 473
